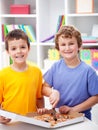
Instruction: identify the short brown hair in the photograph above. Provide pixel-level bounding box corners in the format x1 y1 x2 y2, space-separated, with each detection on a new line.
54 25 82 50
5 29 30 51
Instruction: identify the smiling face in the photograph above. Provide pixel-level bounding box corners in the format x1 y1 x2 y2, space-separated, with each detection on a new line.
58 35 80 61
7 38 30 65
54 26 82 66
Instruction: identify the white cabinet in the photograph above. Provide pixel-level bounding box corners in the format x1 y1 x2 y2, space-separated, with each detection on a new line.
65 0 98 47
0 0 98 71
38 0 65 69
0 0 65 70
65 0 98 73
0 0 98 124
65 0 98 36
0 0 37 68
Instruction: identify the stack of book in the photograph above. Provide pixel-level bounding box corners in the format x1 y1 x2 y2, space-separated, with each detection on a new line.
2 24 36 43
82 36 98 43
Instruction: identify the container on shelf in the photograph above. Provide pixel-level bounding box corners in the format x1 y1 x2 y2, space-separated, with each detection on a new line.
76 0 94 13
10 4 30 14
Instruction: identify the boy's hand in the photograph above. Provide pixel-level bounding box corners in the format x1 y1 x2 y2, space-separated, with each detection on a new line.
0 116 11 124
49 89 60 108
37 108 48 114
59 105 71 114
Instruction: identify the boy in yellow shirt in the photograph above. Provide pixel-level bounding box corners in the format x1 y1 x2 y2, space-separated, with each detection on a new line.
0 29 59 124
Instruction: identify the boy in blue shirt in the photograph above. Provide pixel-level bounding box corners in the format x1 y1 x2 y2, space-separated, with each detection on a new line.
43 25 98 120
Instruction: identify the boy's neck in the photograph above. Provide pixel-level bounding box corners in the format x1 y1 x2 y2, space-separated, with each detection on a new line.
64 58 81 68
11 63 28 72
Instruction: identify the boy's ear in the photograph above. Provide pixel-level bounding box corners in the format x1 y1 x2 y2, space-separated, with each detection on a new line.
6 50 9 54
79 46 82 51
28 46 30 51
78 46 82 53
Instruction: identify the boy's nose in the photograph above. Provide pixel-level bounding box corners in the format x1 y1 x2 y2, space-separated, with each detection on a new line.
65 45 70 50
17 48 21 52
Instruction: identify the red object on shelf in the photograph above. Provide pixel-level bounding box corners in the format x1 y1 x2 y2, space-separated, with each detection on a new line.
10 5 30 14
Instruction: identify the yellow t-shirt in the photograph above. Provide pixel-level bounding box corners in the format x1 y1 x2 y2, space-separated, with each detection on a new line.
0 65 43 115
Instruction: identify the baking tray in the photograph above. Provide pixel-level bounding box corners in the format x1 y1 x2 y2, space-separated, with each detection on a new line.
0 110 85 128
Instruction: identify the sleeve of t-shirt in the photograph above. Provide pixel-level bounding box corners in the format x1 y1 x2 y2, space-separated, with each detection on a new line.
36 69 43 98
43 65 55 87
0 74 3 104
88 70 98 96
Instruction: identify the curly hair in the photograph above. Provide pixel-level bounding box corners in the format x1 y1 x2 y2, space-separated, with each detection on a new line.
54 25 82 50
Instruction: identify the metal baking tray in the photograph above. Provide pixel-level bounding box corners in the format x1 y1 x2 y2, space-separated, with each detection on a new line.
0 110 84 128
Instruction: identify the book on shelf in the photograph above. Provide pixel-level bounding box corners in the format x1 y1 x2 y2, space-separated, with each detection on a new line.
24 25 36 42
2 24 8 41
82 26 98 43
19 24 26 33
6 24 15 32
13 24 20 29
41 35 54 43
56 15 65 32
41 15 65 43
82 40 97 43
1 24 5 41
82 36 98 43
2 24 36 43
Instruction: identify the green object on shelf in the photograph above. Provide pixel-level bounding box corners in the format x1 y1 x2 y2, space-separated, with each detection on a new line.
10 57 13 64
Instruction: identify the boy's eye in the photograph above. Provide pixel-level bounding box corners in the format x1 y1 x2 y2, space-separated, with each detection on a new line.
60 43 66 46
21 46 26 48
11 47 16 50
69 42 74 45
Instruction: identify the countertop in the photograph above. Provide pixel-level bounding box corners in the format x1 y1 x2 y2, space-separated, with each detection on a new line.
0 118 98 130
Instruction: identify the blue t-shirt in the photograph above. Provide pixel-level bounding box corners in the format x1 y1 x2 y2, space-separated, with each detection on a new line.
44 58 98 119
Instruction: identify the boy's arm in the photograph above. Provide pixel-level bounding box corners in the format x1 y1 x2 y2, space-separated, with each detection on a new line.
36 97 48 114
36 97 44 108
72 94 98 112
0 105 11 124
42 82 60 108
59 95 98 114
42 82 52 96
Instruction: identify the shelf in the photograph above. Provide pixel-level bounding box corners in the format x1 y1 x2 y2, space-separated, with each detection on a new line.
39 43 55 46
0 0 98 70
0 0 98 125
0 14 37 18
83 43 98 47
67 13 98 17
